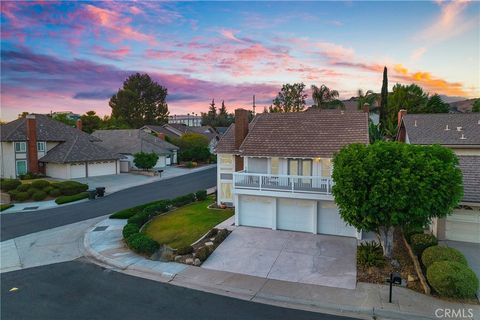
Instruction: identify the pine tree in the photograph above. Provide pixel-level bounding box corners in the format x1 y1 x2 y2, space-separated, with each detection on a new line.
379 67 388 128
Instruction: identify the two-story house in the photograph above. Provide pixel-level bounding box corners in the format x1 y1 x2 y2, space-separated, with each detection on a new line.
215 108 369 239
397 111 480 244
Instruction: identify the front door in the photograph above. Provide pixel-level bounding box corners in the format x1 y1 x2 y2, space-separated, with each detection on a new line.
15 160 27 177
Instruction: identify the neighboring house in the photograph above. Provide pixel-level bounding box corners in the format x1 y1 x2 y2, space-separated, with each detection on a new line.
397 111 480 243
141 123 220 153
91 129 179 172
216 127 229 135
0 114 120 179
168 114 202 127
216 108 369 239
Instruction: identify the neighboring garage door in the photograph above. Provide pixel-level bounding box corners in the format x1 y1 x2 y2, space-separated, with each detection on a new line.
88 161 117 177
155 156 166 168
277 198 314 232
318 201 357 237
445 209 480 243
70 163 86 178
238 195 273 228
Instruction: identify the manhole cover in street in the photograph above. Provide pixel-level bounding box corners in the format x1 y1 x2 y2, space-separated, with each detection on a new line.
23 207 39 210
93 226 108 232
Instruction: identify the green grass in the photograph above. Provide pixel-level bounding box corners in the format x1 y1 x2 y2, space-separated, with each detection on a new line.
144 196 233 249
0 204 13 212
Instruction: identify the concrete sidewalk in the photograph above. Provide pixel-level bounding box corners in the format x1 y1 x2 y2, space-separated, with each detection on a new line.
83 218 480 320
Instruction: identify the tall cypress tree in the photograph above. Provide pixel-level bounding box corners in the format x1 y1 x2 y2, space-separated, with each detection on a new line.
380 66 388 128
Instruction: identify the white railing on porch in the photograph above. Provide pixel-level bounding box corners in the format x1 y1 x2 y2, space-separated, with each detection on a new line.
233 171 333 195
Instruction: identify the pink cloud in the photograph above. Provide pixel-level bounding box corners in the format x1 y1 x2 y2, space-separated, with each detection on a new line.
219 29 243 42
93 46 131 60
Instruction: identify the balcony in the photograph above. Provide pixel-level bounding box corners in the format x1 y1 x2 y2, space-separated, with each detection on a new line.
233 171 333 195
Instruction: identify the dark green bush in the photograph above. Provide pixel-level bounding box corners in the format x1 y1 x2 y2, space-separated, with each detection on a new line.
31 179 50 189
110 207 141 219
172 193 196 207
213 229 229 246
48 188 62 197
32 191 47 201
195 190 207 201
9 191 29 201
127 211 150 227
110 200 171 219
122 223 140 239
142 200 170 217
357 241 385 268
410 234 438 255
55 192 89 204
16 184 31 192
56 181 88 196
27 187 40 197
1 179 21 191
422 246 468 269
19 172 44 180
43 186 55 194
126 233 159 256
427 261 479 298
206 228 218 239
195 245 213 262
404 226 425 243
0 204 13 212
176 246 194 255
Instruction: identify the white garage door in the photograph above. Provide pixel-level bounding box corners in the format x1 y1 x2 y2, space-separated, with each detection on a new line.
88 161 117 177
318 201 356 237
238 195 273 228
277 198 314 232
70 163 86 178
446 209 480 243
155 156 166 168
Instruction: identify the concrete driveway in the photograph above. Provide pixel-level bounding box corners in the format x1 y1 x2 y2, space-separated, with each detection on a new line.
201 227 357 289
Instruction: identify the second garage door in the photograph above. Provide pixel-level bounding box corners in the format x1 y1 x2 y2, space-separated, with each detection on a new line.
277 198 315 232
88 161 117 177
445 209 480 243
238 195 273 228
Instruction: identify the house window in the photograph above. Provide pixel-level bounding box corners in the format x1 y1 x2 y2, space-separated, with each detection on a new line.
219 155 233 165
270 157 279 175
220 182 232 201
288 159 312 176
321 158 332 177
14 142 26 152
37 141 46 152
16 160 27 176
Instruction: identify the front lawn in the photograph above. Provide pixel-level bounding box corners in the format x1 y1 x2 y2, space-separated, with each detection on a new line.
144 195 233 249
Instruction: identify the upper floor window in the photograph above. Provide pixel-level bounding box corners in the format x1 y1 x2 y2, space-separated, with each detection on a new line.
219 155 233 166
14 142 26 152
37 141 46 152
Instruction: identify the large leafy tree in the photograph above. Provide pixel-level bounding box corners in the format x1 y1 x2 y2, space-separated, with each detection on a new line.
269 83 307 112
423 94 450 113
311 84 343 109
386 83 428 128
109 73 169 128
52 113 76 127
471 99 480 112
133 152 159 170
332 142 463 258
357 89 378 110
172 133 211 162
80 111 102 133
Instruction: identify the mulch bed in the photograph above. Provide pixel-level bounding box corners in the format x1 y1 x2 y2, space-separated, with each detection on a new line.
357 228 424 293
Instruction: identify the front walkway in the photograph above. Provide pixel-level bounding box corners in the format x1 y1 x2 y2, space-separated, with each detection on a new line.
83 218 480 320
202 227 357 289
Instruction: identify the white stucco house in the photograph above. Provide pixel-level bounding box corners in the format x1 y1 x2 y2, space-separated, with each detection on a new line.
398 112 480 244
0 114 120 179
215 108 370 239
91 129 179 171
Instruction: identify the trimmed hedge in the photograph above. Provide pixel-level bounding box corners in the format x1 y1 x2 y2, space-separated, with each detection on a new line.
110 200 169 219
32 191 47 201
427 261 479 298
55 192 89 204
177 246 194 255
31 179 50 189
410 233 438 255
195 190 207 201
422 246 468 269
127 211 150 227
49 188 62 197
142 200 170 216
125 233 159 256
122 223 140 239
1 179 21 191
8 191 29 201
0 204 13 212
16 184 31 192
55 181 88 196
172 193 196 207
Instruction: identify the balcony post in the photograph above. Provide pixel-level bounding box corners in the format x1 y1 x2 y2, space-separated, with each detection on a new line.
259 174 262 191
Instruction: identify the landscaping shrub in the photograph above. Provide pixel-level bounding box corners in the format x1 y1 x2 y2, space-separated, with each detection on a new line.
16 184 31 192
56 181 88 196
185 161 198 168
9 191 29 201
421 246 468 269
195 190 207 201
48 188 62 197
122 223 140 239
126 233 159 256
427 261 479 299
357 241 385 268
206 228 218 239
195 245 213 262
43 186 55 194
55 192 89 204
142 200 170 217
410 233 438 255
19 172 44 180
172 193 196 207
213 229 229 246
110 207 141 219
403 226 425 243
27 187 40 197
0 204 13 212
31 179 50 189
127 211 150 227
176 246 194 255
1 179 21 191
32 191 47 201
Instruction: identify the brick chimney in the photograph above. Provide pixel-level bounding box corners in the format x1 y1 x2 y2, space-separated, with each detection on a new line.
26 114 39 174
397 109 407 128
234 108 249 171
76 119 82 131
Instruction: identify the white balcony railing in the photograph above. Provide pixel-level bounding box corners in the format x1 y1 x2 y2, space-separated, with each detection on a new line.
233 171 333 195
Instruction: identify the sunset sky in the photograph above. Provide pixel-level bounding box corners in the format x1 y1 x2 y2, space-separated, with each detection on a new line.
1 1 479 121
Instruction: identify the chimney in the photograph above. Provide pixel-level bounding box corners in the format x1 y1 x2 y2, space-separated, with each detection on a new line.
26 114 39 174
397 109 407 128
76 119 82 131
234 108 249 171
362 103 369 113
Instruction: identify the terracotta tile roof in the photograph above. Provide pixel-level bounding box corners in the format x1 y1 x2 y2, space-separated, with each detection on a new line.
216 110 369 157
402 113 480 145
458 156 480 204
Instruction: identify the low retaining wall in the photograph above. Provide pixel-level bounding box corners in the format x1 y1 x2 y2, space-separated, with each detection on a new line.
402 233 430 295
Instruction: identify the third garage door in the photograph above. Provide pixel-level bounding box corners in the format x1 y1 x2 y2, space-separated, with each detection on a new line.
318 201 357 237
277 198 315 232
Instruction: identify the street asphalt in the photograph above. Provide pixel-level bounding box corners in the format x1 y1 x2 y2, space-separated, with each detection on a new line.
0 167 216 241
1 259 360 320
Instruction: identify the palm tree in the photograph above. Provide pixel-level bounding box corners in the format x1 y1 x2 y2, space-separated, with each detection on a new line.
357 89 378 111
311 85 344 109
